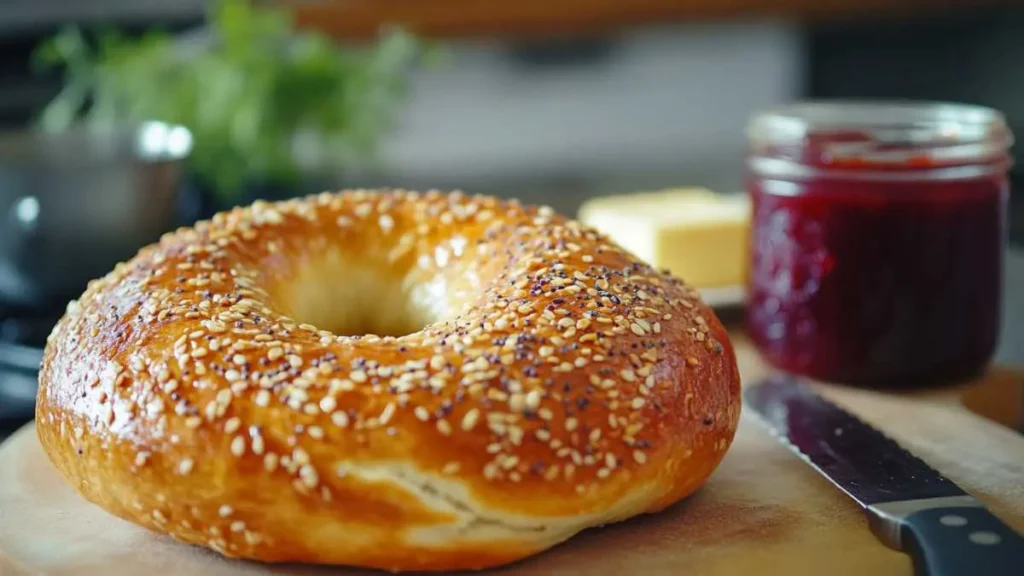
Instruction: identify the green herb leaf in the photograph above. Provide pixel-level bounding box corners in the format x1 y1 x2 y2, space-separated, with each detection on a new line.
34 0 429 205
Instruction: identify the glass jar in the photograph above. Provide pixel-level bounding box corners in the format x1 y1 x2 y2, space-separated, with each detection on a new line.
745 101 1012 386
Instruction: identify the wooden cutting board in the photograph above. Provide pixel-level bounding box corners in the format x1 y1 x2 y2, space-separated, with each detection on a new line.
2 336 1023 576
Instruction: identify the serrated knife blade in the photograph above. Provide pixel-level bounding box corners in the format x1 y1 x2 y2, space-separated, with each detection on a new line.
744 375 1024 576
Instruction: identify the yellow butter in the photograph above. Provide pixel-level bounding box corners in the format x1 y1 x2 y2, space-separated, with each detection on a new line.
578 188 750 288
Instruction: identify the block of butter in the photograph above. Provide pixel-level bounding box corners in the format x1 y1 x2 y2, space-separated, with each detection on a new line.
578 188 750 289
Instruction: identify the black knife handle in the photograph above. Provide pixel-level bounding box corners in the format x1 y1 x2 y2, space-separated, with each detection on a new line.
901 506 1024 576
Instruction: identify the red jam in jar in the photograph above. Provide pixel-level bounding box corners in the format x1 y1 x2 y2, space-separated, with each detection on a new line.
746 102 1012 386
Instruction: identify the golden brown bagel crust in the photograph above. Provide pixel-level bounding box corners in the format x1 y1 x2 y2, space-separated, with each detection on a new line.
36 190 741 571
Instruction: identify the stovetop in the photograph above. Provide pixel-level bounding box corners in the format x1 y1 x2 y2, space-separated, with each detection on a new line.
0 305 57 425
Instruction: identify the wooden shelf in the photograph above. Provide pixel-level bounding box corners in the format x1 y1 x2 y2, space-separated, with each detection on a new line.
279 0 1005 39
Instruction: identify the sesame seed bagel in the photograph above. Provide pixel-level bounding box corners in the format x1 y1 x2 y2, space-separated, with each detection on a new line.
36 189 741 571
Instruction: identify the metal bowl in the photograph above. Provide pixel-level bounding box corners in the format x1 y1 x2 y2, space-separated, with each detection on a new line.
0 122 192 308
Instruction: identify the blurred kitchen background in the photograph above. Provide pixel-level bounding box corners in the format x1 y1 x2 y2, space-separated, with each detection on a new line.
3 1 1024 219
1 0 1022 427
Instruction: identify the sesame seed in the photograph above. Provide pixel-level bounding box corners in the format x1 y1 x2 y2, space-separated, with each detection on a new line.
178 458 194 475
287 355 303 368
564 464 576 480
330 379 355 393
307 425 325 439
218 505 234 517
204 320 227 333
254 390 270 407
299 464 319 489
630 323 646 336
543 464 560 481
319 396 337 413
379 402 396 425
224 417 241 434
216 388 232 406
293 447 310 465
267 348 284 361
605 453 617 469
483 462 499 480
461 408 481 431
508 393 526 413
565 417 579 432
331 411 350 428
230 436 246 457
632 398 646 409
436 419 453 436
525 390 541 411
263 453 279 472
350 369 367 383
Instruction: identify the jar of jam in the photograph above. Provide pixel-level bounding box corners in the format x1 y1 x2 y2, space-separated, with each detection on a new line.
745 101 1012 386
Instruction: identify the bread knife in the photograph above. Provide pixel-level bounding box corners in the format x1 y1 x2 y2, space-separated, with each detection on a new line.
744 375 1024 576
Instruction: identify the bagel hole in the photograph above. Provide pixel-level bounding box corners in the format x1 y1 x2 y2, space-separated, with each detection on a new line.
280 256 441 338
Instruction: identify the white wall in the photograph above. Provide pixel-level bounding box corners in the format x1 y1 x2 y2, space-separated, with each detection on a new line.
378 20 804 208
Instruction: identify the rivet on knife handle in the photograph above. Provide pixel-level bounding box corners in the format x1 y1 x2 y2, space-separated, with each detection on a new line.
871 498 1024 576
